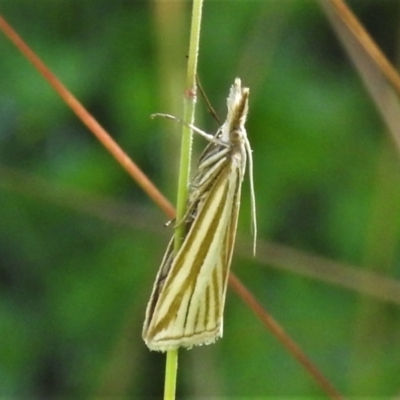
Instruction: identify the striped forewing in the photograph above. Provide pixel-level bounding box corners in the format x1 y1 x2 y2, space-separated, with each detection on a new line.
144 160 242 350
142 78 253 351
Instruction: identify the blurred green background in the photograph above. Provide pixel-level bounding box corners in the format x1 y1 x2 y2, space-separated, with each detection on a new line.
1 0 400 398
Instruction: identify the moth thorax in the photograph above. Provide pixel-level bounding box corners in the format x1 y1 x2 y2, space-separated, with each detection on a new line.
229 128 243 144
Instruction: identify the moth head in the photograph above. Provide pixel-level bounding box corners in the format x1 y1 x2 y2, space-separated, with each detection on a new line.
224 78 249 144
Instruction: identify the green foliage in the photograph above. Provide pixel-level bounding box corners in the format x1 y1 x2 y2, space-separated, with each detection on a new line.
1 1 400 397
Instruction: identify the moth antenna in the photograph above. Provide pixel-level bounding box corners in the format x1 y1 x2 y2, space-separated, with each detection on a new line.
196 74 221 125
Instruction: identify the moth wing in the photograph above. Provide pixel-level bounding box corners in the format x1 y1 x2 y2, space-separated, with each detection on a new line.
143 162 242 351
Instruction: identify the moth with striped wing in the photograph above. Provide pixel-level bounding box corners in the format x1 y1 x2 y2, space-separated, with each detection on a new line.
143 78 256 351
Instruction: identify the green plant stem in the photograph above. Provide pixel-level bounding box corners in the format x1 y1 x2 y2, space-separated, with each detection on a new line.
173 0 203 254
164 350 178 400
163 1 203 400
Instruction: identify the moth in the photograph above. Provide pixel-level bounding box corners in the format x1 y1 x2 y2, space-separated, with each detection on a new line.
143 78 256 351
